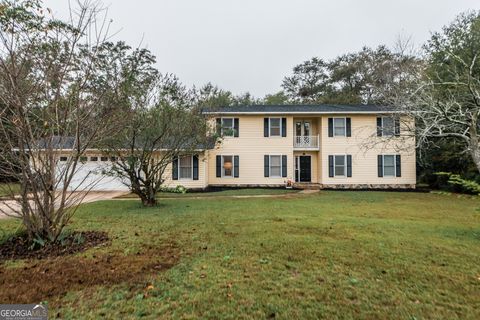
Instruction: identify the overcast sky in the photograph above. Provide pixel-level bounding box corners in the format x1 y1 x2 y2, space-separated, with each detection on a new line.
45 0 480 97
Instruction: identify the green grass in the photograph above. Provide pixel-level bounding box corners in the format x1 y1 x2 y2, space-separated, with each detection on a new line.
0 183 20 197
1 191 479 319
117 187 298 198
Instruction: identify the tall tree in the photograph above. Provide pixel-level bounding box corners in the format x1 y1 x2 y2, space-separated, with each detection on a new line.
282 46 420 105
282 57 332 103
104 74 211 206
396 11 480 173
0 0 118 241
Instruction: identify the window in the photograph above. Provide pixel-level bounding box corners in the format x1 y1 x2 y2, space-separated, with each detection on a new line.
269 155 282 177
222 155 233 177
60 156 68 162
178 156 192 179
381 117 395 137
334 155 346 176
90 156 98 161
383 155 396 177
333 118 346 136
295 121 311 136
269 118 281 136
221 118 234 137
110 156 117 162
80 156 88 162
101 156 108 162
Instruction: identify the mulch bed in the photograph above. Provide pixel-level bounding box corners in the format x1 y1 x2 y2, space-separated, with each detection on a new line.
0 231 110 260
0 243 180 304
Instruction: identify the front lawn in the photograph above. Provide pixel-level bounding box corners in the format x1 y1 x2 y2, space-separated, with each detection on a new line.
116 187 298 199
0 183 19 198
0 191 479 319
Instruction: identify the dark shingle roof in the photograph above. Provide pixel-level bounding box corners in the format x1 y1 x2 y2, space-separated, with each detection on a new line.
203 104 397 114
32 136 215 151
34 136 76 149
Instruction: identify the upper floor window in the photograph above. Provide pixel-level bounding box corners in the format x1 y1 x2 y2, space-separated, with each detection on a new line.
216 118 238 137
377 116 400 137
269 118 282 137
221 118 234 137
328 117 351 137
333 118 346 136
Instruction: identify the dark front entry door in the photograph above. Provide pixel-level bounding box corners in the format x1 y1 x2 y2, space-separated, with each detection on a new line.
299 156 311 182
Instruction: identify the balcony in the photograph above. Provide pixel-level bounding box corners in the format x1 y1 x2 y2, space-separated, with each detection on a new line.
294 135 320 150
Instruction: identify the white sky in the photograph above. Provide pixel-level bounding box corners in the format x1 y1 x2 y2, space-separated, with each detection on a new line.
44 0 480 97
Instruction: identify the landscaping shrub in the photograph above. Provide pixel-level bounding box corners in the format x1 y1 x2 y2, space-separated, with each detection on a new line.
434 172 480 195
160 185 187 194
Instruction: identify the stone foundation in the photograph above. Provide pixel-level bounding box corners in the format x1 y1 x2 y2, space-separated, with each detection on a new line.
321 184 416 190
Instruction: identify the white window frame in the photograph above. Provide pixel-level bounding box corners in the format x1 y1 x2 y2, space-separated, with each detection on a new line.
333 154 347 177
269 154 283 178
221 118 235 137
221 155 235 178
381 116 395 137
295 120 311 137
382 154 396 177
178 155 193 180
269 117 282 137
333 117 347 137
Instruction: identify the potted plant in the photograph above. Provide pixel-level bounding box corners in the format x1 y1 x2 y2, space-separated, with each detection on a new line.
285 179 293 189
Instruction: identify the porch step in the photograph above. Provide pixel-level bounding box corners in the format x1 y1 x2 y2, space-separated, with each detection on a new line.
294 183 322 190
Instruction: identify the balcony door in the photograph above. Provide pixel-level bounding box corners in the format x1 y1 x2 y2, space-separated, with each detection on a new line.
295 121 311 137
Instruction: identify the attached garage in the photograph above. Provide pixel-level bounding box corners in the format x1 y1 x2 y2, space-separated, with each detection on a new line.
57 156 130 191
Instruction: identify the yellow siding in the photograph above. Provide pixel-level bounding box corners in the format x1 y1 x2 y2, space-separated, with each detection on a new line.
52 114 416 190
163 153 209 189
207 114 416 187
207 116 295 186
320 115 416 185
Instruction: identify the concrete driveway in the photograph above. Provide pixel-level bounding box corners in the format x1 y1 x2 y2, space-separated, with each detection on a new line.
0 191 127 220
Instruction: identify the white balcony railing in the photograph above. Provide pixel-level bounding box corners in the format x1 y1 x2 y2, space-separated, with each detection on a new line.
294 135 319 149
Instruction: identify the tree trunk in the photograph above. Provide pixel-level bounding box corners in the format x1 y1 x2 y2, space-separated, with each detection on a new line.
469 141 480 174
469 125 480 174
142 197 157 207
135 187 157 207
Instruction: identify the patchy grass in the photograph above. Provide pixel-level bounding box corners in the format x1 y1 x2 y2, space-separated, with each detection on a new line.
116 187 298 199
0 191 479 319
0 183 20 198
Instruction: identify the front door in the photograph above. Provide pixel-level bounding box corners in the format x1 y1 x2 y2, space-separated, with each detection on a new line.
299 156 311 182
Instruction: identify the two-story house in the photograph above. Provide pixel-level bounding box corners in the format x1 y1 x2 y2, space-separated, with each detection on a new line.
161 104 416 190
55 104 416 191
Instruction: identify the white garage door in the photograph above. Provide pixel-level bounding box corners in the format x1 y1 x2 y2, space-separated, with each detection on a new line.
57 157 130 191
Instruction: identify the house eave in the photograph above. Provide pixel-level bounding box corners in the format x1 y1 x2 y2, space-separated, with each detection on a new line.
202 110 401 115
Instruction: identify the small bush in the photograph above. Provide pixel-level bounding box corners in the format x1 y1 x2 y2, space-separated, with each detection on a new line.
434 172 480 195
160 185 187 194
